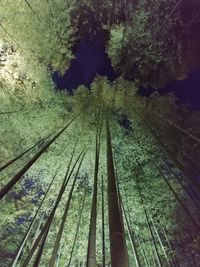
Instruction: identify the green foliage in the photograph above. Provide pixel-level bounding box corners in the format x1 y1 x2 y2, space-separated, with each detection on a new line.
1 0 76 73
107 0 200 88
0 2 200 266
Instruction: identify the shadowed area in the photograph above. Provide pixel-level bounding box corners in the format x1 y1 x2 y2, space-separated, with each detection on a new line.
53 39 118 93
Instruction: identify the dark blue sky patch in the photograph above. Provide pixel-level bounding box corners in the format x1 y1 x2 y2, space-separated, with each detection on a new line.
139 69 200 111
53 39 118 93
53 36 200 110
160 69 200 111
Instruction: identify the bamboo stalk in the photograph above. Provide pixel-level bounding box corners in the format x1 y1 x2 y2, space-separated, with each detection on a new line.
67 190 86 267
86 128 101 267
106 117 129 267
0 132 54 173
11 165 60 267
0 115 78 200
20 148 84 267
136 181 163 267
49 152 85 267
101 175 106 267
24 0 41 22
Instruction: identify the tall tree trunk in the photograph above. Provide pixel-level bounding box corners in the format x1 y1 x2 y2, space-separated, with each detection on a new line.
159 116 200 144
0 23 23 52
135 179 163 267
156 0 183 37
11 165 60 267
151 159 200 232
106 118 129 267
101 175 106 267
150 217 170 266
137 235 150 267
24 0 41 22
159 224 179 267
164 160 200 210
133 110 200 195
0 115 77 200
121 199 141 267
31 212 45 250
21 148 84 267
0 132 54 173
114 162 141 267
32 223 50 267
86 131 100 267
67 190 86 267
132 112 200 226
49 152 85 267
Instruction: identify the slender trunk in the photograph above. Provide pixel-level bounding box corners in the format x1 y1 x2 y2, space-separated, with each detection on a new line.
134 134 200 234
133 111 200 209
133 110 200 195
173 158 200 196
151 160 200 232
156 0 183 36
163 156 200 208
0 115 77 200
162 117 200 145
114 164 141 267
121 200 141 267
11 166 60 267
49 152 85 267
0 23 23 52
173 173 200 210
86 131 100 267
56 246 62 267
0 132 53 173
159 225 178 267
150 217 170 266
31 213 45 249
32 224 50 267
24 0 41 22
137 235 150 267
0 111 18 115
101 175 106 267
106 118 129 267
136 180 163 267
21 148 83 267
67 190 86 267
123 190 142 267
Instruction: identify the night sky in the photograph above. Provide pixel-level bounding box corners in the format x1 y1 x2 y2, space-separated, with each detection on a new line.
53 38 118 93
53 39 200 111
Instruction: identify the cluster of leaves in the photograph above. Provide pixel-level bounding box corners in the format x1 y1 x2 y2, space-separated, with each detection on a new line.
1 0 77 73
107 0 200 88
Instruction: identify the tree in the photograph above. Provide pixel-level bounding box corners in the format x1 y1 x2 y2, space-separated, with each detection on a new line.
107 0 200 88
1 2 200 266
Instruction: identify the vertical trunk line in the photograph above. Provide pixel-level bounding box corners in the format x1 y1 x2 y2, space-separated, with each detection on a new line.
136 179 163 267
67 190 86 267
86 124 101 267
0 115 78 200
0 133 50 173
11 165 60 267
106 117 129 267
21 148 84 267
101 175 106 267
49 152 86 267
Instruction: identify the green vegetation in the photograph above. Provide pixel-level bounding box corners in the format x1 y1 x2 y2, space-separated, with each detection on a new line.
0 1 200 266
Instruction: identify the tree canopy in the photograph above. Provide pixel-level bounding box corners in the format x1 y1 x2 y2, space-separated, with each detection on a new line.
0 1 200 266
